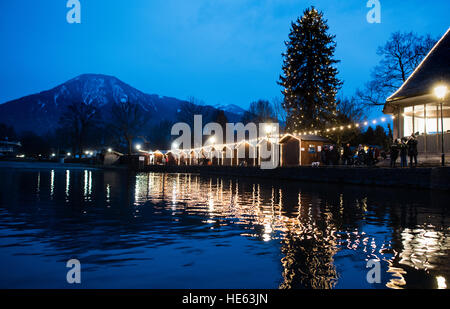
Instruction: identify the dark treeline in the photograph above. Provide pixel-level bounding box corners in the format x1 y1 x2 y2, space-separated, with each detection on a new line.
0 96 236 157
1 98 154 157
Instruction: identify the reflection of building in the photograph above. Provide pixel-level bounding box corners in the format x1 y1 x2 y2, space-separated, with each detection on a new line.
0 140 21 156
383 28 450 158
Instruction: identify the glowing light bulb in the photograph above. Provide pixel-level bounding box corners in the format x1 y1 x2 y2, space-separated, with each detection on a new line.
434 85 448 100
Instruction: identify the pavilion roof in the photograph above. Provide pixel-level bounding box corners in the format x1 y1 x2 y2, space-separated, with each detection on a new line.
386 28 450 104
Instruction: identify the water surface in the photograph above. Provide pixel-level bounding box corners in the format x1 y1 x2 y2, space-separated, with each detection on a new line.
0 163 448 289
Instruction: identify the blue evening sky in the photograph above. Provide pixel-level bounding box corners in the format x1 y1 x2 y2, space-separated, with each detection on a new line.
0 0 449 118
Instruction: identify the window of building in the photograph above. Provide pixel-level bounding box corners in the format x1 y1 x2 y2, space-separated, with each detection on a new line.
403 106 414 137
425 103 450 134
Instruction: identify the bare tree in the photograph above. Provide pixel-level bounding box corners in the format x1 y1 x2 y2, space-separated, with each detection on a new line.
59 102 100 155
335 96 364 123
177 97 205 128
324 96 366 145
111 98 147 155
271 96 287 127
357 32 436 107
241 100 276 124
148 120 174 150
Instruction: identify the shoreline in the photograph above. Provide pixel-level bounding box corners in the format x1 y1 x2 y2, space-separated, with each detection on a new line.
141 164 450 191
1 160 449 191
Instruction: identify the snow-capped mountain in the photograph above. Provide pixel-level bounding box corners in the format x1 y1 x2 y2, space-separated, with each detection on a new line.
214 104 246 116
0 74 242 135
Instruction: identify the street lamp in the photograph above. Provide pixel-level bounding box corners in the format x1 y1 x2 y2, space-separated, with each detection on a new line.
135 144 142 151
264 124 274 135
434 85 448 167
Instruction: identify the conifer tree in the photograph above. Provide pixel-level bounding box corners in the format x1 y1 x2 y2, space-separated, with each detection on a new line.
279 7 342 133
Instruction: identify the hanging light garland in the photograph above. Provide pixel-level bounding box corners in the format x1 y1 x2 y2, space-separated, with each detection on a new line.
139 114 396 157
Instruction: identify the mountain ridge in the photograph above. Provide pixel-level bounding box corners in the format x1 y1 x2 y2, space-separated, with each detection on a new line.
0 74 244 135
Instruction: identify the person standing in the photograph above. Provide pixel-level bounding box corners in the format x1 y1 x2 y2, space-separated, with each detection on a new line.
343 143 352 165
357 144 365 166
321 145 328 165
400 138 408 168
407 134 418 168
367 147 374 166
390 140 399 168
329 145 335 166
374 147 380 164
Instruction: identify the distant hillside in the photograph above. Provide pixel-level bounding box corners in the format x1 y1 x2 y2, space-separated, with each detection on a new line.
0 74 244 135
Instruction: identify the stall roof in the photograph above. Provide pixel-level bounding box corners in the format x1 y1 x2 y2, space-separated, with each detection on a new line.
279 134 330 143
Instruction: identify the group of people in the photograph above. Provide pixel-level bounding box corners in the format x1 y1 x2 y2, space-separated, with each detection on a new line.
320 144 382 166
319 134 419 168
390 134 418 168
343 144 382 166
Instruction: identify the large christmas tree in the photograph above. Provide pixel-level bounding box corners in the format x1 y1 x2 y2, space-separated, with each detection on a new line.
279 7 342 133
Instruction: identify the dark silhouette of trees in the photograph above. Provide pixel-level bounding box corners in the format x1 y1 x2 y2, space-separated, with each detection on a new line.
325 97 365 145
213 109 228 141
271 96 287 128
335 97 365 124
111 98 148 155
59 101 101 155
19 131 51 157
0 123 17 140
149 120 174 150
357 32 436 107
241 100 276 124
177 97 205 128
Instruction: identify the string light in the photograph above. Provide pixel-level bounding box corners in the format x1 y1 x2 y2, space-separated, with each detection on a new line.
142 115 395 157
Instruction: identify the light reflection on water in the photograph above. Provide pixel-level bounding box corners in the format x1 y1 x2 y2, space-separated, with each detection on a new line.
0 166 449 289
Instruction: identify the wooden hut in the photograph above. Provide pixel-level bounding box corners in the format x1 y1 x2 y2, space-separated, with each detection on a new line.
189 150 199 165
178 150 188 165
279 134 328 166
257 138 278 167
220 145 233 166
103 150 123 165
151 150 164 165
235 141 257 166
165 151 178 165
209 147 220 165
198 148 209 165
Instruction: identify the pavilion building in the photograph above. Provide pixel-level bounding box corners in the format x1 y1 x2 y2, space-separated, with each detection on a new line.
383 28 450 161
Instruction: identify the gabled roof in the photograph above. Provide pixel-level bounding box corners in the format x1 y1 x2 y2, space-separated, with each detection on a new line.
279 134 329 144
386 28 450 103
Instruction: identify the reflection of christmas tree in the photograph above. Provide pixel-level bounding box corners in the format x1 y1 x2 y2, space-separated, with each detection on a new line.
279 7 342 132
278 192 338 289
280 230 338 289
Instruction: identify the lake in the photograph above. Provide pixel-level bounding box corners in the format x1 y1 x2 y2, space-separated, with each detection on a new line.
0 162 448 289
